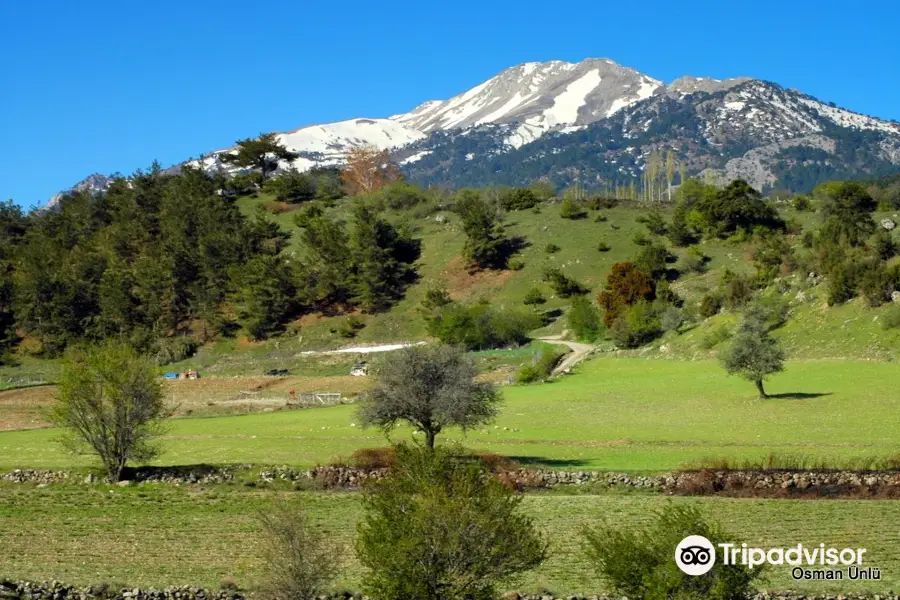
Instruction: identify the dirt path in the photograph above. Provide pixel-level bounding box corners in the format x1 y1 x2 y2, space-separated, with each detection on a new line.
537 334 595 375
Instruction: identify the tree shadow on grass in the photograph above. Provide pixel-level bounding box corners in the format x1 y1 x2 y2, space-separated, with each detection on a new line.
767 392 833 400
506 456 592 468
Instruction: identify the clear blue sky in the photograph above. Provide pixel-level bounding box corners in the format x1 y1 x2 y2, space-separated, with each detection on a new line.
2 0 899 207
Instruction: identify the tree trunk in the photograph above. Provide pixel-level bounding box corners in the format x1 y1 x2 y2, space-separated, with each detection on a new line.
425 429 437 450
755 379 767 399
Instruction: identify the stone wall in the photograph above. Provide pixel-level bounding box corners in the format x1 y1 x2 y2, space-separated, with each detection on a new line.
1 581 897 600
3 466 900 496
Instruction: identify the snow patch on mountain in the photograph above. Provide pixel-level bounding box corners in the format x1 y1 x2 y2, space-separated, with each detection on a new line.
543 68 602 127
798 98 900 134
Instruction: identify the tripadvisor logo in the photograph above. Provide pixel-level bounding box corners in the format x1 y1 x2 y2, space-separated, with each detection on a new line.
675 536 877 580
675 535 716 576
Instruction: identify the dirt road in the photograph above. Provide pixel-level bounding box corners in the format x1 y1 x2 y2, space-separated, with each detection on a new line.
537 335 595 375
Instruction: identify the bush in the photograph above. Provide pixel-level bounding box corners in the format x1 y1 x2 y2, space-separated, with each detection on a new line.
425 302 541 350
699 293 723 318
517 344 568 383
611 300 661 348
584 503 765 600
356 445 547 600
523 287 546 307
559 197 588 219
350 447 397 471
678 248 707 274
634 242 674 281
632 232 652 246
882 304 900 330
597 262 655 327
544 243 561 254
594 213 608 223
661 306 686 333
542 266 590 297
793 194 812 211
700 324 732 349
153 336 200 366
507 258 525 271
257 503 339 600
263 169 316 203
636 211 668 235
567 296 603 341
597 241 611 252
499 187 538 211
722 275 755 309
826 261 861 305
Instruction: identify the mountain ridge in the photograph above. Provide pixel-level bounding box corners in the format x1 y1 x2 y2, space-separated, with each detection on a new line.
52 57 900 203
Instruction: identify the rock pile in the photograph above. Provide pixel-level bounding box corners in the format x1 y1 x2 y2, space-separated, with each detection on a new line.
0 581 243 600
2 582 897 600
3 466 900 496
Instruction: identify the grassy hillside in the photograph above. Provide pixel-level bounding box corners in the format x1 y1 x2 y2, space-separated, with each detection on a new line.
3 357 898 473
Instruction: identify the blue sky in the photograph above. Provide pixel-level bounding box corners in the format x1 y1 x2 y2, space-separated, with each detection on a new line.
2 0 899 207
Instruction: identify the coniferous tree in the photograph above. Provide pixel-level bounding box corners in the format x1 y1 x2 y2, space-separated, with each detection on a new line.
220 133 299 182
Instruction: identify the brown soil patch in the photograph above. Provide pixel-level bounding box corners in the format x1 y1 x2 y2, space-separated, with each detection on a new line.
166 375 373 417
442 256 515 300
0 386 56 430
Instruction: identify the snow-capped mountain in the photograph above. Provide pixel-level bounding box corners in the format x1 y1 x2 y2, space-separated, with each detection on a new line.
391 58 662 148
53 57 900 201
401 78 900 192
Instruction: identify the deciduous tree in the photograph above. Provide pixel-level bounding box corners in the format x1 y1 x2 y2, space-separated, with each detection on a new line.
358 344 500 449
50 342 167 481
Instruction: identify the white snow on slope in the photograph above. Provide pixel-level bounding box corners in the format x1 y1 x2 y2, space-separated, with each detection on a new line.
543 69 602 127
799 98 900 134
725 101 746 111
278 118 425 155
400 150 432 165
298 342 426 355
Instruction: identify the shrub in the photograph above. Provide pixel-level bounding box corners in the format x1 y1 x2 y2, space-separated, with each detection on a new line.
153 336 200 366
499 187 538 211
597 241 611 252
583 503 765 600
678 249 707 274
350 447 397 471
257 503 339 600
507 258 525 271
699 293 723 318
610 300 661 348
597 262 655 327
425 302 540 350
594 213 608 223
636 211 668 236
523 287 546 307
517 344 568 383
567 296 603 341
700 324 732 349
356 445 547 600
542 266 590 297
632 232 652 246
882 304 900 330
722 275 755 309
559 197 588 219
263 169 316 203
802 231 815 248
792 194 812 211
826 261 861 305
544 243 561 254
661 306 686 333
634 242 674 281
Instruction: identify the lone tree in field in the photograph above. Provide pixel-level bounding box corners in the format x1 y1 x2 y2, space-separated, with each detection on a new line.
256 502 339 600
50 342 167 481
357 344 500 449
718 305 785 398
357 444 548 600
220 132 299 182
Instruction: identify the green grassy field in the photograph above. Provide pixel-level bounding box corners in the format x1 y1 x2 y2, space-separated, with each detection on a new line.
2 483 898 595
2 357 898 472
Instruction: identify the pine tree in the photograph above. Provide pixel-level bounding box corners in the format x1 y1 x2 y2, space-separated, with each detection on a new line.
219 133 299 182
